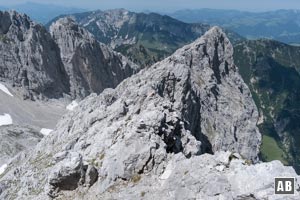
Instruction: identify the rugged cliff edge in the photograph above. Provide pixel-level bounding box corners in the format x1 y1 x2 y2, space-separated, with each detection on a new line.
0 11 70 100
50 17 140 99
0 27 299 200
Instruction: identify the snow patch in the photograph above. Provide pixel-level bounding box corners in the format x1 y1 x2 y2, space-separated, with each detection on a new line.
0 113 13 126
0 164 8 175
0 83 13 97
66 101 79 111
40 128 53 136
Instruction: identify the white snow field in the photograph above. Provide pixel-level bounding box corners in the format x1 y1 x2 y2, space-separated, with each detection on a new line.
0 83 13 97
0 113 13 126
0 91 65 129
66 100 79 111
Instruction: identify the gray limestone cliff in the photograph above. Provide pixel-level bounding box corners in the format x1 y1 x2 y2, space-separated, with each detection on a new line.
0 27 298 200
0 11 70 100
50 17 140 99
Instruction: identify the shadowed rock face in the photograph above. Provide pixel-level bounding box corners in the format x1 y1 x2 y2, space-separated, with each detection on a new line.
0 27 298 200
0 11 70 100
50 17 140 99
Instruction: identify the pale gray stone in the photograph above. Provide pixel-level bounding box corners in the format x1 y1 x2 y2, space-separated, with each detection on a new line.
0 11 69 100
0 26 298 200
50 17 140 99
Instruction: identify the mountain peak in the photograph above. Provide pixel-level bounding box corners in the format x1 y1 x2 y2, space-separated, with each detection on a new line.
0 10 69 100
0 10 32 34
50 18 140 99
1 25 299 199
52 16 75 25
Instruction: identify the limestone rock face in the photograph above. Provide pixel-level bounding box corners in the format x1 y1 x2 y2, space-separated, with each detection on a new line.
0 11 70 100
0 27 298 200
50 17 140 99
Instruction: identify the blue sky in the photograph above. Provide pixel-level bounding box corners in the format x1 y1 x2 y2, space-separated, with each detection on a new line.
2 0 300 12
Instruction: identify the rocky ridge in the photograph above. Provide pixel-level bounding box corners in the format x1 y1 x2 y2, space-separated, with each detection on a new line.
0 11 140 100
50 17 140 99
67 9 209 49
0 27 297 200
47 9 210 67
0 11 70 100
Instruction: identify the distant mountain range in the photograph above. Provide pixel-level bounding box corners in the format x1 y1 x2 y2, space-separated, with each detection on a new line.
47 9 244 67
47 9 210 67
0 2 86 24
4 3 300 45
169 9 300 45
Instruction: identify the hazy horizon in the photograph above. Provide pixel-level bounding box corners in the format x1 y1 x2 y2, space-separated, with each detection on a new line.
2 0 300 12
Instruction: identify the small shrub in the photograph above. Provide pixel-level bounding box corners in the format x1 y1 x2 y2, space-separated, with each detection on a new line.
132 174 141 183
141 191 146 197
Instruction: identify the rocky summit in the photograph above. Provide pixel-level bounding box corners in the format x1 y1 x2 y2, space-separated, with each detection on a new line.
0 27 298 200
50 17 140 99
0 11 70 100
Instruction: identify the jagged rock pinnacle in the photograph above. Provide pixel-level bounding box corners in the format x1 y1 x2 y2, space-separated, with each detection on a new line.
50 17 140 99
0 11 70 100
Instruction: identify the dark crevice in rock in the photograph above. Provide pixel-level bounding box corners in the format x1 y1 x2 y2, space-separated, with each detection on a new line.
238 85 244 94
138 147 156 174
225 61 229 75
189 54 193 68
212 41 222 84
203 45 208 57
156 113 183 154
211 85 219 111
220 35 225 51
234 126 238 142
156 72 176 102
181 72 213 154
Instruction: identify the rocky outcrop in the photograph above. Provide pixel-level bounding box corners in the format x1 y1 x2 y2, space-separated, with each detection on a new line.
91 151 299 200
0 27 298 199
0 125 42 166
50 17 140 99
0 11 70 100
